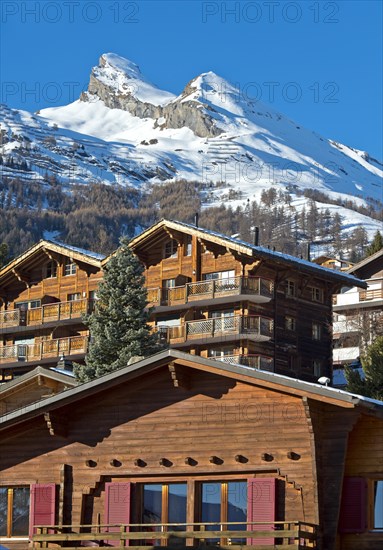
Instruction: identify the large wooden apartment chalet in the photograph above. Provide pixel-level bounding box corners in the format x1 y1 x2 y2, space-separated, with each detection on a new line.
0 241 104 382
0 220 366 384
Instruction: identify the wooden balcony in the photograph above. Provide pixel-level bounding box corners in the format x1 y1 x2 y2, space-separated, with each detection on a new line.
157 315 274 346
213 354 274 372
32 521 318 549
0 336 88 365
0 299 91 331
147 277 274 310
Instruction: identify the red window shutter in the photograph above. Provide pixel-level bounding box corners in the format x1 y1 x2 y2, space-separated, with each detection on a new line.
29 483 56 540
105 482 131 547
247 477 276 545
339 477 367 533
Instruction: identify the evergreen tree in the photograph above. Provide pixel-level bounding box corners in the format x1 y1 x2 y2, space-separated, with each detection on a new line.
365 231 383 257
74 237 164 382
0 243 9 268
345 336 383 400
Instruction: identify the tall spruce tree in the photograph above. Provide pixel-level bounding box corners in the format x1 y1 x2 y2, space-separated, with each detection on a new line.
74 237 163 382
345 336 383 400
365 231 383 257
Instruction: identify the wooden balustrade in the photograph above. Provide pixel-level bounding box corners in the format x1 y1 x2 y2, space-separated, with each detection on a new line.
148 277 274 307
0 299 90 329
0 336 88 364
32 520 318 548
214 354 274 371
0 308 20 328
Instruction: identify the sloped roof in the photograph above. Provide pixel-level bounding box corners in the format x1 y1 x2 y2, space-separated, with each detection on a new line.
129 219 367 288
0 366 77 398
0 240 105 285
348 248 383 276
1 350 381 431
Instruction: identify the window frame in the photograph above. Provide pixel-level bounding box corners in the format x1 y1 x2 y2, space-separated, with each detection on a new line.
311 287 324 303
285 316 296 332
63 259 77 276
312 322 322 341
286 280 296 298
45 261 57 279
163 240 178 259
0 486 30 538
370 479 383 530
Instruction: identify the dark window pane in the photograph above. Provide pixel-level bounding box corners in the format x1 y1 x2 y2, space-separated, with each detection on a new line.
227 482 247 543
12 487 30 536
201 482 221 543
0 488 8 537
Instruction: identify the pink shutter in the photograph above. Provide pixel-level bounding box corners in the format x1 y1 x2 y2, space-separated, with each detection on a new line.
105 482 131 547
338 477 367 533
29 483 56 540
247 478 276 545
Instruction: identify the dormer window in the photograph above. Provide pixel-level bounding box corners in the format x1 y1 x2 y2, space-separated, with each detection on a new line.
164 240 178 259
46 261 57 278
64 259 76 276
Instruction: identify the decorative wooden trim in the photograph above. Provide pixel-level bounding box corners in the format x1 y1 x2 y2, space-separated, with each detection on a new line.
168 362 190 389
44 412 67 437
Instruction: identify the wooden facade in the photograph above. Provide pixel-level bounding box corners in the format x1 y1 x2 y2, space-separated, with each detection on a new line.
0 241 104 380
0 350 381 550
129 220 366 383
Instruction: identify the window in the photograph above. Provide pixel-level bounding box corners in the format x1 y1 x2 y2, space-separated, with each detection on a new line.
312 322 322 340
285 316 296 331
286 280 296 297
185 235 192 256
45 261 57 278
312 287 324 303
67 293 81 302
208 346 235 358
204 270 235 281
64 259 76 276
313 360 322 377
0 486 30 537
373 480 383 529
15 300 41 310
164 240 178 259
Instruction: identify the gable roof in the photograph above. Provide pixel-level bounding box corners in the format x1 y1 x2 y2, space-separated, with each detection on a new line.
0 240 105 286
1 350 381 431
129 219 366 288
347 248 383 277
0 366 77 399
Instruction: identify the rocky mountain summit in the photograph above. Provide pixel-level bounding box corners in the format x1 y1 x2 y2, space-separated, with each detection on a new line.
1 52 382 238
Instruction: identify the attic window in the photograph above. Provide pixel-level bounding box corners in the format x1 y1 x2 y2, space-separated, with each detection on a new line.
164 240 178 259
64 259 76 276
312 287 324 303
46 261 57 278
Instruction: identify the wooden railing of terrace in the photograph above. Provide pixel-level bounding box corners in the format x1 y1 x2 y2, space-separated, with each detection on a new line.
32 521 318 549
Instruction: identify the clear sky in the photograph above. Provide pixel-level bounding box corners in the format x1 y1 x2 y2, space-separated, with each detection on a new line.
1 0 382 159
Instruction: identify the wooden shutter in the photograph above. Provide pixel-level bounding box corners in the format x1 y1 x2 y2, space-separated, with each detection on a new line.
29 483 56 540
247 478 276 545
105 482 131 547
338 477 367 533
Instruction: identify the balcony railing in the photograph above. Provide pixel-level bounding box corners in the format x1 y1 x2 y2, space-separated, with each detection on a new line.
157 315 273 344
147 277 274 307
214 354 274 371
0 299 91 329
32 521 318 548
0 336 88 364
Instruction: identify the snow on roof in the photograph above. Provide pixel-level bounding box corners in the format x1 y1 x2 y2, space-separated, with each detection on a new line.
46 240 105 261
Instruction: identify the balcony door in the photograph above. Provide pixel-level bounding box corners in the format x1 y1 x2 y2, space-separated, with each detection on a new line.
199 481 247 544
210 310 235 332
141 483 187 545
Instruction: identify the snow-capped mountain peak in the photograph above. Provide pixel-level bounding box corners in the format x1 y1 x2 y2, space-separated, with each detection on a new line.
86 53 176 107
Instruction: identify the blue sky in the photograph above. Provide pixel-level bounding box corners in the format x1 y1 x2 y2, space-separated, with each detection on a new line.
1 0 382 159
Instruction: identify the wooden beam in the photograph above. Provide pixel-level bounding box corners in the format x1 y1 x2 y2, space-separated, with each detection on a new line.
11 268 30 287
44 412 67 437
168 362 190 389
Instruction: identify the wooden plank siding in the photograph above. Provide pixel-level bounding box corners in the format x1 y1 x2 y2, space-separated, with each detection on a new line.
0 368 318 548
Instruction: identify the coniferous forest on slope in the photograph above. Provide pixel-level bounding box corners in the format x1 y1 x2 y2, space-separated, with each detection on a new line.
0 175 381 265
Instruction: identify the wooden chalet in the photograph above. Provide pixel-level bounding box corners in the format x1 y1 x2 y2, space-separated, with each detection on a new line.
129 220 366 383
0 366 77 416
0 350 382 550
0 241 104 381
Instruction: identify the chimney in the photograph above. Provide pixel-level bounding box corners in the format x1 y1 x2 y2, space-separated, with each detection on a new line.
194 213 199 228
254 227 259 246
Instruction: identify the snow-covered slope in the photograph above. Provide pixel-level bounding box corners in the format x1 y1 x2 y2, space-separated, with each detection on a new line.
1 53 382 236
